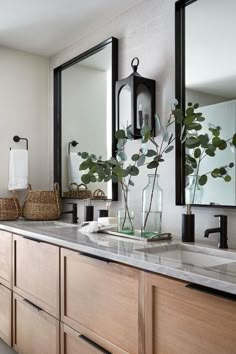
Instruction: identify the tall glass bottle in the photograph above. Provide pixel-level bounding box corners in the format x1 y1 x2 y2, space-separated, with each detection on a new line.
117 188 134 235
141 174 163 238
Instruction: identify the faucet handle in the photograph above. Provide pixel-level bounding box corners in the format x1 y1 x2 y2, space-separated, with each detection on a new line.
214 215 227 220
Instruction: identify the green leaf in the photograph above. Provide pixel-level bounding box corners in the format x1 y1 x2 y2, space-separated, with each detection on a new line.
211 168 220 178
194 148 201 159
229 162 234 168
131 154 140 161
147 160 159 169
212 136 221 147
186 123 202 131
129 166 139 176
187 102 193 106
172 108 184 124
90 175 97 183
90 154 97 161
219 167 227 175
104 175 111 182
232 133 236 147
108 158 118 166
81 174 91 184
199 175 207 186
115 129 126 139
205 149 215 157
117 151 127 161
185 137 201 149
186 107 194 116
224 175 231 182
165 145 174 154
79 161 89 170
185 164 194 176
146 149 157 157
137 154 146 167
117 138 127 149
199 134 209 148
129 180 134 186
184 115 195 125
197 116 205 122
81 152 89 159
194 103 199 109
218 140 227 150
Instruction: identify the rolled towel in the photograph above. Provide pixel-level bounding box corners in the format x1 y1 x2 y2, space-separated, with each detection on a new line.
68 152 82 185
8 149 28 190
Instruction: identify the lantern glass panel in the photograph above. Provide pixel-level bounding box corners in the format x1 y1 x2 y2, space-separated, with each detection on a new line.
119 85 132 128
136 84 152 129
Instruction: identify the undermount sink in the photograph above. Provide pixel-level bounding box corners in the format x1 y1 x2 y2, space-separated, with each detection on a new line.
25 221 78 229
135 243 236 268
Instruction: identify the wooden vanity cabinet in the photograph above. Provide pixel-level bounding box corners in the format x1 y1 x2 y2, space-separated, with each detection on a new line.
144 273 236 354
0 230 12 289
13 234 60 318
61 248 144 354
13 293 60 354
0 284 12 346
61 323 116 354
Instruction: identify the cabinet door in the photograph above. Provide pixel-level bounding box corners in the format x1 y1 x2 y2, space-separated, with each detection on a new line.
144 273 236 354
13 234 59 318
0 230 12 289
61 323 113 354
0 284 12 346
13 293 59 354
61 248 144 354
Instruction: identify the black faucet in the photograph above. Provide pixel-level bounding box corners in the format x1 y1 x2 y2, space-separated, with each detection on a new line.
61 203 78 224
204 215 228 249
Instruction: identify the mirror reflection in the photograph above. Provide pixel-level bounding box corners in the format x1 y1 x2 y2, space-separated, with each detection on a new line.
54 38 118 200
184 0 236 206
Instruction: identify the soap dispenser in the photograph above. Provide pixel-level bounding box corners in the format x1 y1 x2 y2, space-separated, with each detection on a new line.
84 199 94 222
182 204 195 242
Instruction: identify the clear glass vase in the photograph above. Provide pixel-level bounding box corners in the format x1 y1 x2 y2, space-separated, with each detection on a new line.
141 174 163 238
185 176 204 204
117 188 134 235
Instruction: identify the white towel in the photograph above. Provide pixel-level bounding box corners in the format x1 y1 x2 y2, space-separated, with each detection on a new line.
68 152 82 185
8 149 28 190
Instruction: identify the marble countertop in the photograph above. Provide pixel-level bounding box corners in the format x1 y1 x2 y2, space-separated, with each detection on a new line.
1 220 236 295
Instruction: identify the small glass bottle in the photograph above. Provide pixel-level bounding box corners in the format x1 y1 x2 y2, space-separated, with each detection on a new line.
117 188 134 235
141 174 163 238
185 176 204 204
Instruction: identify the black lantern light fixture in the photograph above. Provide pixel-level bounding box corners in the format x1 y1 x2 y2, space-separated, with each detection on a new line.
116 57 156 139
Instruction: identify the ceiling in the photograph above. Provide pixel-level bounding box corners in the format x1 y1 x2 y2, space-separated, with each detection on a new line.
0 0 138 57
186 0 236 98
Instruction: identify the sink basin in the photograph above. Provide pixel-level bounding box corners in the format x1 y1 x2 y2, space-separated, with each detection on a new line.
24 221 78 229
135 243 236 268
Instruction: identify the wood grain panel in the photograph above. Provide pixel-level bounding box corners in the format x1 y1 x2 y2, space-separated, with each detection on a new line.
61 248 142 354
0 230 12 289
145 273 236 354
13 293 59 354
13 234 59 318
0 284 12 346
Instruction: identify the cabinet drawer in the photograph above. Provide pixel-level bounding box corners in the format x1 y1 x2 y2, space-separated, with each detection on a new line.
145 273 236 354
13 293 59 354
61 323 113 354
61 249 141 354
0 284 12 346
13 234 59 318
0 230 12 289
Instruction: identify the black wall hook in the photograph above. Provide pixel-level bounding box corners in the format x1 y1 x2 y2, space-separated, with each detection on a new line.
68 140 79 154
13 136 28 150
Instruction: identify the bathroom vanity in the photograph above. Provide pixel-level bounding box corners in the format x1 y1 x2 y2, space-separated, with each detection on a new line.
0 221 235 354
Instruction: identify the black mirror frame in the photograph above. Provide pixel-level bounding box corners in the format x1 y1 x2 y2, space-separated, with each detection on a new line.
53 37 118 200
175 0 236 209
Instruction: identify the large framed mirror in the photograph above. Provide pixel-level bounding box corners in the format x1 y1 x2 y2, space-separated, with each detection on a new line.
54 37 118 200
175 0 236 207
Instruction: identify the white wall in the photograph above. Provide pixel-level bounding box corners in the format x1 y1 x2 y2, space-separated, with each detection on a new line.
50 0 236 246
0 47 50 197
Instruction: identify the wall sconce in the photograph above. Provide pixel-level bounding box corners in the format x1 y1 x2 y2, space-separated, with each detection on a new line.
116 57 156 139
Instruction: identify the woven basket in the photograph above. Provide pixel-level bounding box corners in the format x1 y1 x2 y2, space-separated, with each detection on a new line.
63 183 92 199
0 194 21 221
22 183 62 221
93 189 107 200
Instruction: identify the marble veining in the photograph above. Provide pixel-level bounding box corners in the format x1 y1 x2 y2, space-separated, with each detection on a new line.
1 220 236 295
